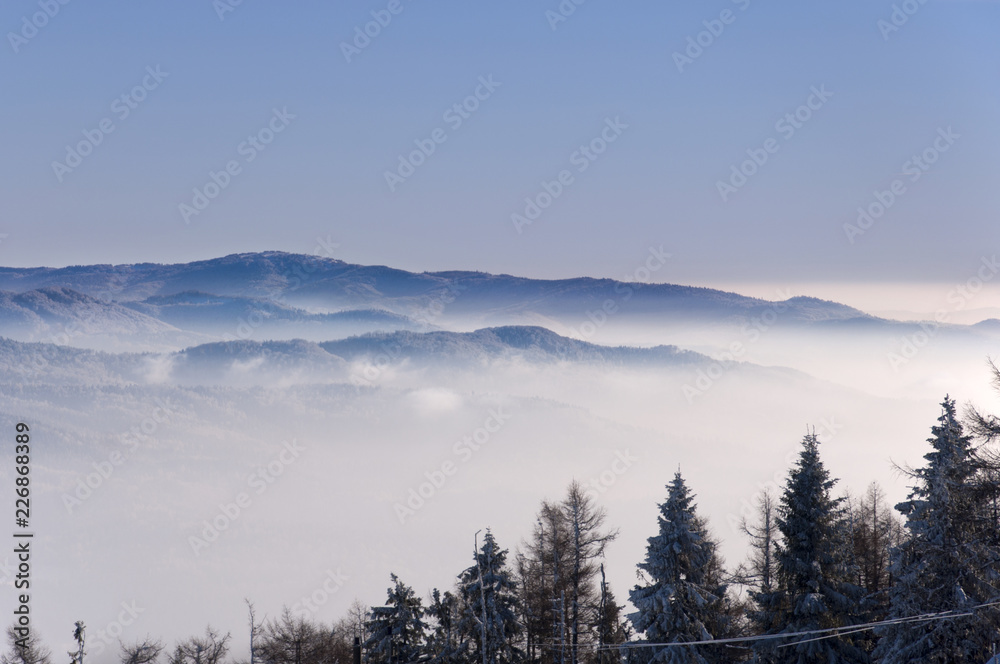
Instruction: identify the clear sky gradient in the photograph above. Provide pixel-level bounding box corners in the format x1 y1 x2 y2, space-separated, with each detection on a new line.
1 0 997 299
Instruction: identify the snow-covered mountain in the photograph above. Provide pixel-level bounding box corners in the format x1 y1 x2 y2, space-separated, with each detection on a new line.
0 252 873 329
0 282 427 348
0 287 175 335
123 291 423 339
318 326 702 366
2 254 995 403
0 286 201 350
0 326 712 387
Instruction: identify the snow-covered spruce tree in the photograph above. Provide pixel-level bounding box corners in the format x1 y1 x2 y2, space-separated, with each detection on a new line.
365 574 428 664
873 397 1000 664
68 622 85 664
751 433 867 664
425 589 468 664
628 471 731 664
458 530 524 664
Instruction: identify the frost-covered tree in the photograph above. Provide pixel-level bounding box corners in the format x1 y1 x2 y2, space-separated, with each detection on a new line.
365 574 427 664
119 639 164 664
68 622 85 664
629 471 730 664
336 600 370 649
424 589 467 664
329 601 370 664
458 530 524 664
258 608 340 664
167 627 230 664
874 397 1000 664
967 359 1000 441
1 624 51 664
751 433 867 664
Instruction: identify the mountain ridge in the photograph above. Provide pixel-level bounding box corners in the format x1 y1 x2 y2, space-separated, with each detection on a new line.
0 325 720 386
0 251 875 324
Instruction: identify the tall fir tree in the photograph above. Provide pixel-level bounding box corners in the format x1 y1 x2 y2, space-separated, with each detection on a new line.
629 471 730 664
365 574 428 664
425 589 467 664
874 397 1000 664
459 530 524 664
751 433 867 664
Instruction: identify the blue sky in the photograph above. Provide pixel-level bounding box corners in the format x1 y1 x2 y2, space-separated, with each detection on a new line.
1 0 997 299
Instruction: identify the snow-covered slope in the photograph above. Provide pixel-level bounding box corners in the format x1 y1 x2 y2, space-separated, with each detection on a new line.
0 287 196 349
124 291 423 339
0 252 874 327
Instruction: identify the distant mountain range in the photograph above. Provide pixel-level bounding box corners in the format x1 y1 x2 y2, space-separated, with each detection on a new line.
124 291 422 337
0 252 872 339
0 251 871 319
0 325 712 387
0 286 169 334
0 280 426 349
0 253 996 353
317 325 702 365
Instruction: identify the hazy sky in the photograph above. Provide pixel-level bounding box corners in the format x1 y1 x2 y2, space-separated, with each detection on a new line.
1 1 997 290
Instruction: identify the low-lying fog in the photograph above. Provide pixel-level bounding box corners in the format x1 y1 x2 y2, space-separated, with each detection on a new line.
1 310 997 663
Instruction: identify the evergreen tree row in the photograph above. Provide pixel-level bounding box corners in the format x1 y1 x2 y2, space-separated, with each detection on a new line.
347 392 1000 664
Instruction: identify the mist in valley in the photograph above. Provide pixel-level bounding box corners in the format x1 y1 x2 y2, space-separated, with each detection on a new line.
2 290 997 661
